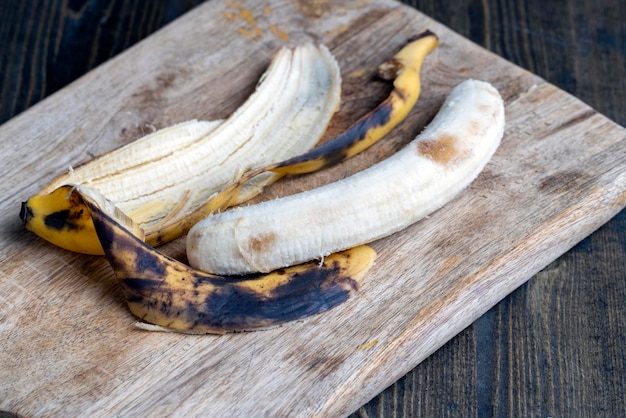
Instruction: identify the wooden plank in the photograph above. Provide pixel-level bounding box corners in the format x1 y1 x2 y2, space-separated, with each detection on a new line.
1 0 625 416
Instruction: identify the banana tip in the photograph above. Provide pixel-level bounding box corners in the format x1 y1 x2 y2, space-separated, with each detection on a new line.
19 201 32 225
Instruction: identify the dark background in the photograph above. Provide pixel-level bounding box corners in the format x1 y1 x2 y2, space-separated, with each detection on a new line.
1 1 624 416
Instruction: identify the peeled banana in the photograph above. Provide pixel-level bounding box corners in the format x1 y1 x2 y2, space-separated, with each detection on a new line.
74 185 376 334
187 79 506 275
20 42 342 254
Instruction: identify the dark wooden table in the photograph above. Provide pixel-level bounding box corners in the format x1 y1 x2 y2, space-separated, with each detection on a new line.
1 1 624 416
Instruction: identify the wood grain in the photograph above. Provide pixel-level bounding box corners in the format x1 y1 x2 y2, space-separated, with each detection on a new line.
0 0 624 417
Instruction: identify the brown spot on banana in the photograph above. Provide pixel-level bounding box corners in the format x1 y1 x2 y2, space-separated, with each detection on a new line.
78 186 376 334
416 134 459 165
247 232 277 254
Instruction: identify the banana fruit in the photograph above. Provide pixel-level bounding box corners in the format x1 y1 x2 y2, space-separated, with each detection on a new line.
20 42 342 254
187 79 506 275
75 185 376 334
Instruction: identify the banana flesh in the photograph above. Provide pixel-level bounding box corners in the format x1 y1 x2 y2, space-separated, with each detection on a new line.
75 185 376 334
149 31 440 243
21 42 342 255
187 79 506 275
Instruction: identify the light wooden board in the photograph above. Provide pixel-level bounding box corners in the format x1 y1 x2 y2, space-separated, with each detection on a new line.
1 0 625 416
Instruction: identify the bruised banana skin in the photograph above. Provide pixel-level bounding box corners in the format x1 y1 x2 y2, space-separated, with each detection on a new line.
77 187 376 334
147 31 440 245
20 42 342 255
187 79 506 275
262 30 439 175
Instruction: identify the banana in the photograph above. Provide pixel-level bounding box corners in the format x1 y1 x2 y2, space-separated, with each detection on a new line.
74 185 376 334
187 79 506 275
20 42 342 254
148 31 439 245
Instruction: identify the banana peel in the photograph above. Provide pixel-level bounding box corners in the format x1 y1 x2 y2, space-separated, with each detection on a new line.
76 186 376 334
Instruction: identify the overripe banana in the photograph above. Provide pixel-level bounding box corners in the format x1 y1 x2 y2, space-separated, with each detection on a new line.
75 185 376 334
187 79 506 275
20 42 342 254
148 31 440 245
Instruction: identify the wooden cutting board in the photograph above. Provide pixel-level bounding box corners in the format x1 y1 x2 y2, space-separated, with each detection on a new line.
1 0 625 416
